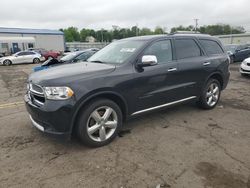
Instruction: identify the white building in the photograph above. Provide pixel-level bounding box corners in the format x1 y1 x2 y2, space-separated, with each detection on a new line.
217 33 250 45
0 27 65 55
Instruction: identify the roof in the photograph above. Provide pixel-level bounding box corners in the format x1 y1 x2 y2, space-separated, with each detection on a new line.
122 33 215 41
0 27 63 35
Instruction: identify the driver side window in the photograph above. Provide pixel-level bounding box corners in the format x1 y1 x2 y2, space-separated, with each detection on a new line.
143 40 173 64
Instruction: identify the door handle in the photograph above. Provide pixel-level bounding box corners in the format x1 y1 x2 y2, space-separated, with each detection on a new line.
203 62 211 66
168 68 177 72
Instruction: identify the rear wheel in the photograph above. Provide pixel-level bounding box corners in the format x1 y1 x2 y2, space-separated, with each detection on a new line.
76 98 122 147
33 58 40 64
3 59 12 66
230 56 235 63
197 79 221 109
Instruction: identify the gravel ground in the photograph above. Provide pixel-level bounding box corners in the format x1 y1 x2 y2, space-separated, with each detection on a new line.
0 63 249 188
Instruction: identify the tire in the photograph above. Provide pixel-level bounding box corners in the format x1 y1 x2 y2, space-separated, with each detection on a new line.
230 56 235 64
3 59 12 66
197 79 221 109
33 58 40 64
76 98 122 147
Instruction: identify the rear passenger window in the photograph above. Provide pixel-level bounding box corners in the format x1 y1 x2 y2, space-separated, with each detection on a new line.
199 39 224 55
143 40 172 64
175 39 202 59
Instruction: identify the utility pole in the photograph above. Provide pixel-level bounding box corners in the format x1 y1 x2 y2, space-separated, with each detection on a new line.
136 23 139 36
101 28 104 43
194 18 199 33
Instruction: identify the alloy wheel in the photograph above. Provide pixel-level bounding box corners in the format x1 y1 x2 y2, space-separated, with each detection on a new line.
86 106 118 142
206 82 220 107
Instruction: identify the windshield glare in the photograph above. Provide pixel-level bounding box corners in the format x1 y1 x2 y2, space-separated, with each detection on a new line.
88 40 145 64
225 45 237 53
60 53 77 61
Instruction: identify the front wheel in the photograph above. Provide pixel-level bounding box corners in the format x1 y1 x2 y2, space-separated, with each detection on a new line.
3 59 12 66
197 79 221 109
76 98 122 147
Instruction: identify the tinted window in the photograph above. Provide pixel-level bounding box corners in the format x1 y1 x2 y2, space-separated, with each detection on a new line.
17 52 26 56
75 51 95 62
175 39 201 59
143 40 172 64
200 39 223 55
26 51 35 55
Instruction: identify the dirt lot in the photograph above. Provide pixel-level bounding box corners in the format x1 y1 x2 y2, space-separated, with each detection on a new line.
0 63 249 188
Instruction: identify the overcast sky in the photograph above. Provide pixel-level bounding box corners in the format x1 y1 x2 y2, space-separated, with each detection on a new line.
1 0 249 32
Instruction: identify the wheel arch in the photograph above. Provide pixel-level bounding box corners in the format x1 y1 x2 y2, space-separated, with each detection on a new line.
3 59 12 65
70 91 128 135
206 72 224 89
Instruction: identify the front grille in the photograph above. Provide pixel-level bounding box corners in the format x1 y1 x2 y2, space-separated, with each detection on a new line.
241 68 250 72
28 83 45 105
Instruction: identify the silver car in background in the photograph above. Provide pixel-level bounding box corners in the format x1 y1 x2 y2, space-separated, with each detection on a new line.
0 51 43 66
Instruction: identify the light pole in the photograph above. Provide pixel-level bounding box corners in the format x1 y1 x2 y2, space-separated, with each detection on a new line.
194 18 199 33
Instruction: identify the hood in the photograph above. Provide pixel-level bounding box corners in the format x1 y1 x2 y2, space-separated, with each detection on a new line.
243 57 250 62
29 62 116 85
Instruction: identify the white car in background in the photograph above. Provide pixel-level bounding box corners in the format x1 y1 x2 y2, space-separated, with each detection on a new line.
240 57 250 76
0 51 43 66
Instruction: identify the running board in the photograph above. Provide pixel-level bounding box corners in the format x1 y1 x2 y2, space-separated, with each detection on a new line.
131 96 197 116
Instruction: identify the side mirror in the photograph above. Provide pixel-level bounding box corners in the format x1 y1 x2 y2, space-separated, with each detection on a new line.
138 55 158 67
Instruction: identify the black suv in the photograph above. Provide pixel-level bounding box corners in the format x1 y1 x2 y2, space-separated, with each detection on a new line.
25 34 230 147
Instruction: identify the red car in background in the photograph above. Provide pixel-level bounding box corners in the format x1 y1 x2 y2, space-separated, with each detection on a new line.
28 48 60 60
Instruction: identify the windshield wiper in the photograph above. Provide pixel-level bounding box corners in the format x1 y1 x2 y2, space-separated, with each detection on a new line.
89 60 105 64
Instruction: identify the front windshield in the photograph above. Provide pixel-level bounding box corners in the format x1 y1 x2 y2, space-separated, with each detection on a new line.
88 40 145 64
60 53 78 61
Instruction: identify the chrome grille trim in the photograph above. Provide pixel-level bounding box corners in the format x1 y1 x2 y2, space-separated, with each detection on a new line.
28 83 45 105
30 84 44 95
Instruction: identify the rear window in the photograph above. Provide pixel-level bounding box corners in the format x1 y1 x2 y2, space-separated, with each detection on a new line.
199 39 224 55
175 39 202 59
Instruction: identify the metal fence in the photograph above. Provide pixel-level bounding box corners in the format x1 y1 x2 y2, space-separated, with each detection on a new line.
66 42 109 51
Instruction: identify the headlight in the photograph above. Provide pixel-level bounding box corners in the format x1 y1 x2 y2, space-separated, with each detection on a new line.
44 87 74 100
242 60 248 65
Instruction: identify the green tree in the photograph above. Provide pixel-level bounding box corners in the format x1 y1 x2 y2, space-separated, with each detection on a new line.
140 28 153 36
154 26 164 34
62 27 80 42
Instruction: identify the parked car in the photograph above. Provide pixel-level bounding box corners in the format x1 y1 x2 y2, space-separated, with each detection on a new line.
33 49 98 72
240 57 250 76
25 34 230 147
0 51 42 65
28 48 60 60
224 44 250 63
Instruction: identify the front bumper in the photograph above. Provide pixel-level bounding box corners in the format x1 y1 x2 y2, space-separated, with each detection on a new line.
240 63 250 74
24 94 74 139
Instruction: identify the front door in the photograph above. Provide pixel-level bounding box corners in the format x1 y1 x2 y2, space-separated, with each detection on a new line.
132 39 182 113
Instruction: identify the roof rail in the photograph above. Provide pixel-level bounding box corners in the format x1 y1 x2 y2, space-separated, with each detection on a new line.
170 31 201 35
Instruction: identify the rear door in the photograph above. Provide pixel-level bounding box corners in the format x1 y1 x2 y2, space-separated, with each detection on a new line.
25 51 36 63
14 52 27 64
174 38 205 98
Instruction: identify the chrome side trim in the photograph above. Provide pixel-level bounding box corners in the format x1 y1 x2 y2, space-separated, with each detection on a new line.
29 115 44 132
131 96 197 116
